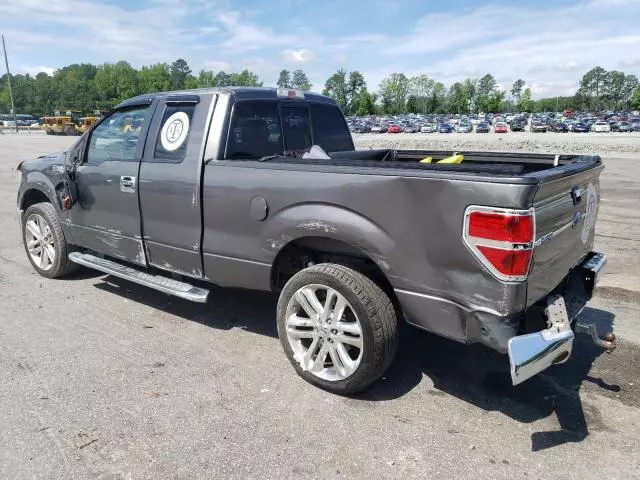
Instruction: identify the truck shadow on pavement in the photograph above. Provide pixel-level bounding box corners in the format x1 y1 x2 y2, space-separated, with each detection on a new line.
361 307 618 452
93 277 280 339
90 275 619 452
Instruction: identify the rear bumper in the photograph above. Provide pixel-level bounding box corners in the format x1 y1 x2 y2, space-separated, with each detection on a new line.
508 295 574 385
508 251 607 385
395 251 608 385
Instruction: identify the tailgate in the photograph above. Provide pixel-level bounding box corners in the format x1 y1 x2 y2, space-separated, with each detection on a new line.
527 163 603 306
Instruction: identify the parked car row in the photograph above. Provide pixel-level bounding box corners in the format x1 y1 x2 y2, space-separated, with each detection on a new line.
347 110 640 135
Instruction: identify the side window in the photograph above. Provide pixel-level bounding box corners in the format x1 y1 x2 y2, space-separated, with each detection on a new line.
85 107 148 164
152 105 196 163
226 101 283 159
310 104 354 152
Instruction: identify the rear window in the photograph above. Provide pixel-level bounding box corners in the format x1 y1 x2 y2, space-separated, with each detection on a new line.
225 100 353 159
310 104 354 152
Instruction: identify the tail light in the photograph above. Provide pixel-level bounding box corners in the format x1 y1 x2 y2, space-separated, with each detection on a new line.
463 206 535 282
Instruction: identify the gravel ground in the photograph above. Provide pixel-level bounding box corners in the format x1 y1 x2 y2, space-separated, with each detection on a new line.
354 131 640 154
1 135 639 479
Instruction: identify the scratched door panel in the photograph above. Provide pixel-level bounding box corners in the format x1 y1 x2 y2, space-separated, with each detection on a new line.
68 106 152 265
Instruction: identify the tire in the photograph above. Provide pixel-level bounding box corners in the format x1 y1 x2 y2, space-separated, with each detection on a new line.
63 125 75 136
21 202 77 278
277 264 398 394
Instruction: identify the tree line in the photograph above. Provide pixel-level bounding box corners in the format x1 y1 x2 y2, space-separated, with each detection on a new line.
1 58 639 117
0 59 262 116
318 67 639 117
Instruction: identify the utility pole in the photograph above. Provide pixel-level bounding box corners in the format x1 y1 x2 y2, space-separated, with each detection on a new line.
555 95 559 114
2 34 18 133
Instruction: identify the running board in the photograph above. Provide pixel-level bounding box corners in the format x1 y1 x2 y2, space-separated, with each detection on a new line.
69 252 209 303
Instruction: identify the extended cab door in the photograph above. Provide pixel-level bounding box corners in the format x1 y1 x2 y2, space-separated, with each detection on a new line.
138 94 212 278
67 105 152 265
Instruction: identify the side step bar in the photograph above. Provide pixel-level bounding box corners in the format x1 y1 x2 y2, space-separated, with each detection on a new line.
69 252 210 303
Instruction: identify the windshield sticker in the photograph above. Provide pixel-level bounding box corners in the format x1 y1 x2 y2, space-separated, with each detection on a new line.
160 111 190 151
285 112 305 129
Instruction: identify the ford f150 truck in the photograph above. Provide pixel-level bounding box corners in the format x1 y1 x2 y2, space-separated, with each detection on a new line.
16 87 614 394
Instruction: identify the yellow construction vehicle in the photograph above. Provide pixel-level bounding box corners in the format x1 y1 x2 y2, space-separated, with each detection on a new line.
42 116 77 135
42 110 83 135
77 116 98 134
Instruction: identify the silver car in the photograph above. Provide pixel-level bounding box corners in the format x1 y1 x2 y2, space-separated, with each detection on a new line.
420 123 437 133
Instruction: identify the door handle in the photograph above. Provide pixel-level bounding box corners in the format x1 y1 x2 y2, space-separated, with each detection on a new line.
120 176 136 192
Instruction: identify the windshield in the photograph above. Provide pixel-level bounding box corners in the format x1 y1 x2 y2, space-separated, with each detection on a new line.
226 100 353 159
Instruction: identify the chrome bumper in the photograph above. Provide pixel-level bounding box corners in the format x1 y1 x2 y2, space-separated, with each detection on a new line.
508 252 609 385
508 295 574 385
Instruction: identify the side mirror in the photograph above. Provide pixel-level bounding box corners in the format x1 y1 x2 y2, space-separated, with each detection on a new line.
66 137 86 168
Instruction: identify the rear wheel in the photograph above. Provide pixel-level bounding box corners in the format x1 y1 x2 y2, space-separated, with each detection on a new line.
277 264 398 394
22 202 77 278
63 125 75 136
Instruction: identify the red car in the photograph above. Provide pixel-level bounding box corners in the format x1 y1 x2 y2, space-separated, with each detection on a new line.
494 122 508 133
388 125 401 134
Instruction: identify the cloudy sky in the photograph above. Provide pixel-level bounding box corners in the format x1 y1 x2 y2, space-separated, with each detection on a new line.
2 0 639 97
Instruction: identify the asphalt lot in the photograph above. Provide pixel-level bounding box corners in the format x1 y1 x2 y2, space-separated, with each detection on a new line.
1 135 639 479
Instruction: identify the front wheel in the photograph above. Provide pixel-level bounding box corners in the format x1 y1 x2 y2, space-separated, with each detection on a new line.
277 264 398 394
22 202 77 278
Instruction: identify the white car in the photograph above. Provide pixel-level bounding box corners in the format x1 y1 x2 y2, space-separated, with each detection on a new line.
591 121 611 133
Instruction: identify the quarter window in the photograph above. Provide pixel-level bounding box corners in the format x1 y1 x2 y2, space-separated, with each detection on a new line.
152 105 196 163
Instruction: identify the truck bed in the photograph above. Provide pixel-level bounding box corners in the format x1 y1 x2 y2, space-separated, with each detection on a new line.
262 149 601 181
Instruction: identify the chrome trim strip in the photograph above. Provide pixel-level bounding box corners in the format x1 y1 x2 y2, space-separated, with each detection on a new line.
394 288 502 317
533 214 582 247
202 251 271 267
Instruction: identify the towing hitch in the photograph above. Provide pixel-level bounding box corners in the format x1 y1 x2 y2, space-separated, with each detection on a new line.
575 322 617 352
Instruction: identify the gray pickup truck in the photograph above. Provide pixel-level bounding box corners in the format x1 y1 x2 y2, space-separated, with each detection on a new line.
16 87 614 394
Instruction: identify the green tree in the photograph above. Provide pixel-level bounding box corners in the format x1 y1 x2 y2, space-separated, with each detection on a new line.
476 74 496 112
277 69 291 88
406 95 418 114
631 86 640 110
185 75 199 89
378 73 409 114
32 72 54 116
214 71 233 87
475 74 504 113
621 74 639 109
48 64 99 113
354 90 376 116
577 66 607 110
408 75 436 113
137 63 171 92
196 70 216 87
346 71 366 115
447 82 467 114
511 79 525 101
428 82 447 114
462 78 477 113
291 69 311 91
230 69 262 87
323 68 348 111
170 58 192 90
519 88 532 112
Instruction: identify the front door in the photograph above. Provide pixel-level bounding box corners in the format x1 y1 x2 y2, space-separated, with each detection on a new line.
67 105 151 265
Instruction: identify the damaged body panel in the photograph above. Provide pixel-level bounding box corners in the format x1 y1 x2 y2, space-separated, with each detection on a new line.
17 86 611 388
